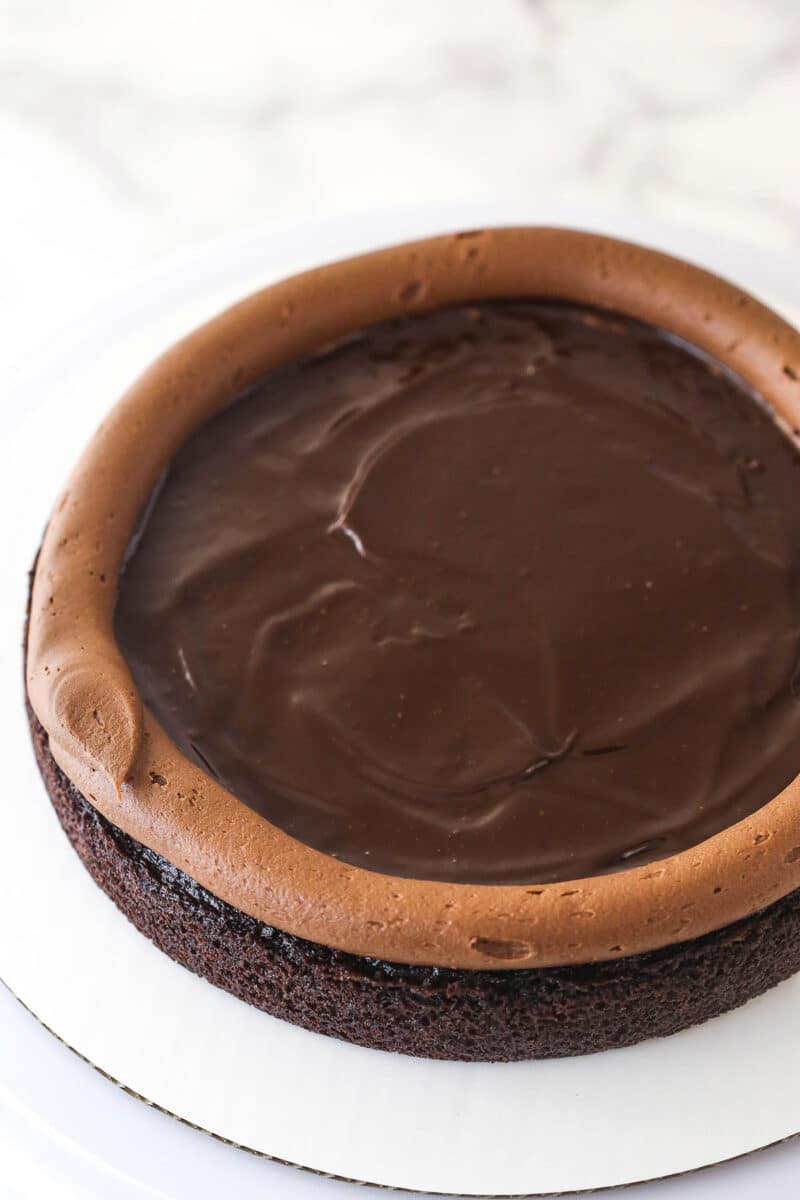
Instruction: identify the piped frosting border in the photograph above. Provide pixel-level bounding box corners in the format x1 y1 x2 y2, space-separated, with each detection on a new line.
26 227 800 969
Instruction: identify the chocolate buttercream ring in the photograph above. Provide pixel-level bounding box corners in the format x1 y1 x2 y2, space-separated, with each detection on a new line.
26 227 800 970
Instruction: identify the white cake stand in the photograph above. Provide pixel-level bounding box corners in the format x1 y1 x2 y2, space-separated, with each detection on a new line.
2 204 800 1199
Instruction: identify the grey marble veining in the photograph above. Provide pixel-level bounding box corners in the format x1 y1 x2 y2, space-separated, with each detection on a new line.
1 0 799 357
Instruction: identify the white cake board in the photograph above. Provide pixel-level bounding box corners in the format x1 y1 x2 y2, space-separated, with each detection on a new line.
2 206 800 1198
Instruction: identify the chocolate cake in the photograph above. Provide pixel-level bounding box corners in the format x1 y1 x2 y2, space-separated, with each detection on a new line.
25 228 800 1060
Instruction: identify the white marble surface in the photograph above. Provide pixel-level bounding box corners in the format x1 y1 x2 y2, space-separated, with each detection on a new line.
2 0 800 360
3 5 800 1197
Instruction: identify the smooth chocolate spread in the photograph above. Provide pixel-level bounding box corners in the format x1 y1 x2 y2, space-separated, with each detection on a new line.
115 300 800 886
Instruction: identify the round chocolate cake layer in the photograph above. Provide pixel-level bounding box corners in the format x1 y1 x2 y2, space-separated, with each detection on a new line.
29 702 800 1061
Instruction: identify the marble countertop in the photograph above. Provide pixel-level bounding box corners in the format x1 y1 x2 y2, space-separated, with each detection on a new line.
3 0 799 361
3 4 800 1197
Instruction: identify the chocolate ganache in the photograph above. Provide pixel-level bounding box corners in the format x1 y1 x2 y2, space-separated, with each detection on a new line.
115 300 800 885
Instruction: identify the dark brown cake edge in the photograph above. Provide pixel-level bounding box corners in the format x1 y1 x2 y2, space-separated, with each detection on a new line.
25 695 800 1063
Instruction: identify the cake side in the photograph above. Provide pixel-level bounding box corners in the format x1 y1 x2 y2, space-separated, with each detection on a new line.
28 700 800 1062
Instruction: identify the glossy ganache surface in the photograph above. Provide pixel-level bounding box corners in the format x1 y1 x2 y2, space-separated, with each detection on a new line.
115 300 800 885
